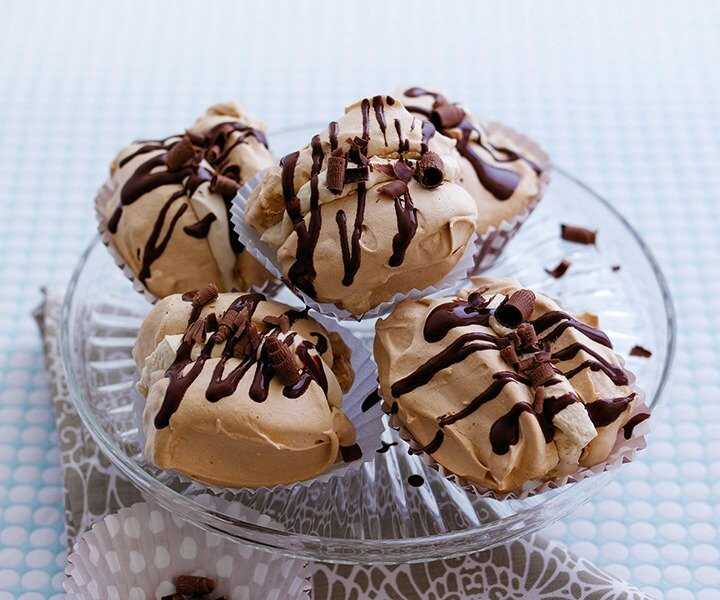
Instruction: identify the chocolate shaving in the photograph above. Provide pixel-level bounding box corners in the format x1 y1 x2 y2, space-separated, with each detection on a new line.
326 149 347 194
561 224 597 245
263 314 290 333
500 345 519 366
183 318 206 345
374 163 396 178
545 259 571 279
213 307 247 343
611 264 621 272
393 160 415 183
175 575 215 597
517 350 552 373
494 289 536 329
165 136 197 172
192 283 218 309
414 152 444 189
516 322 538 349
185 130 206 146
629 345 652 358
347 136 369 164
264 336 301 385
378 180 408 198
340 443 363 462
204 143 222 163
533 387 545 413
344 166 369 184
431 94 448 108
431 104 466 130
210 174 240 200
528 362 555 387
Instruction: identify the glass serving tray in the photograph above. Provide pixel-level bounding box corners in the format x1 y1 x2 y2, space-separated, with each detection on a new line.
60 125 675 564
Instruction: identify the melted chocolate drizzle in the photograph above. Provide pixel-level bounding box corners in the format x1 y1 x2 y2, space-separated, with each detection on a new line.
553 343 629 385
361 389 382 412
183 213 217 239
623 412 649 439
389 191 418 267
423 297 491 343
532 311 612 348
409 430 445 455
336 181 367 287
360 98 371 140
391 331 501 398
585 393 636 428
372 95 388 145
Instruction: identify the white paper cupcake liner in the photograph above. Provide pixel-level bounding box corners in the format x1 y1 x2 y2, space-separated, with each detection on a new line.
136 308 384 494
472 121 552 273
64 501 309 600
230 172 478 321
385 363 649 501
94 175 279 305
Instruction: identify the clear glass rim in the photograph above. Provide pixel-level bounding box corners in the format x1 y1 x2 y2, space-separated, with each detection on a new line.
59 147 676 563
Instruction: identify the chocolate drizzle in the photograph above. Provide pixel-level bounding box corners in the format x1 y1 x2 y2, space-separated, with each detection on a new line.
360 98 371 140
623 412 649 439
336 181 367 286
423 297 491 343
585 393 635 428
362 389 382 412
283 150 323 296
532 311 612 348
183 213 216 239
138 191 189 283
372 95 388 145
409 430 444 455
391 331 501 398
553 343 629 385
389 190 418 267
439 371 527 427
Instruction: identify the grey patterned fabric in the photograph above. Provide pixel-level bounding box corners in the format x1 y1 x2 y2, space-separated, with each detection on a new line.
36 290 649 599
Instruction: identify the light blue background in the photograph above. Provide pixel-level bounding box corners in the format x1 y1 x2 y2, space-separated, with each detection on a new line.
0 1 718 597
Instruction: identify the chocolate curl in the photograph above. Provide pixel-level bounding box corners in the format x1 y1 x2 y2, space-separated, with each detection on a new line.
344 166 369 184
533 387 545 413
263 313 290 333
183 318 206 345
393 160 415 183
204 143 222 163
500 344 519 367
192 283 218 309
374 164 396 178
516 322 538 349
326 149 347 194
378 179 408 198
629 345 652 358
545 258 571 279
431 104 466 130
528 362 555 387
561 224 597 245
347 136 369 165
175 575 216 597
185 129 206 146
494 289 536 329
165 136 197 172
414 151 445 189
213 307 248 343
210 174 241 200
467 288 489 307
264 336 301 385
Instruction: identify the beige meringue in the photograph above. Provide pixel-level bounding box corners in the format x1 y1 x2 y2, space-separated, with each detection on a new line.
134 289 357 488
374 276 640 493
246 95 477 315
100 103 274 299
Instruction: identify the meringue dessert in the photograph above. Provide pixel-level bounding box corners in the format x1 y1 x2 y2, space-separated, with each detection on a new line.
134 284 359 488
396 87 547 245
245 95 478 315
99 103 274 299
374 277 644 493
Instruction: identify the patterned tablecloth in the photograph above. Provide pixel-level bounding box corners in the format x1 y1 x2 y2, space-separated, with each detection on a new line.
0 1 719 598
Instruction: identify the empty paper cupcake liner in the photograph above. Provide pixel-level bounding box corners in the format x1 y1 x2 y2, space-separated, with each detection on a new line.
384 364 649 501
135 308 385 495
472 121 552 273
94 175 279 305
64 501 309 600
230 172 478 321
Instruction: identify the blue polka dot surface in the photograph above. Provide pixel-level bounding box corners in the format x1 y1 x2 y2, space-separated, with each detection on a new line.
0 1 718 597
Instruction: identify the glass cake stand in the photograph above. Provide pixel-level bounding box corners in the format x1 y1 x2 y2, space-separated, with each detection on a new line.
60 125 675 564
